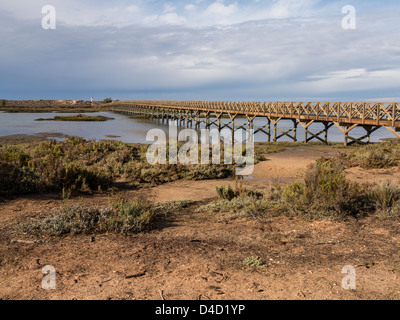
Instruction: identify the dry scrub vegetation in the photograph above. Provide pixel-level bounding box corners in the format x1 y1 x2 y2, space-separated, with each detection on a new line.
342 141 400 169
2 139 400 238
0 137 234 197
35 114 114 122
20 198 194 236
200 149 400 222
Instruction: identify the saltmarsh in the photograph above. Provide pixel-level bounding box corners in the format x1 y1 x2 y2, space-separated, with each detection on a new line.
199 155 400 221
0 137 234 196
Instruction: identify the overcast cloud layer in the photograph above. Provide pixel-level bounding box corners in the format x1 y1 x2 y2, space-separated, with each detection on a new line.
0 0 399 101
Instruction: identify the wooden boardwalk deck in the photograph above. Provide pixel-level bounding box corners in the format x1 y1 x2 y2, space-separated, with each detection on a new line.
108 101 400 145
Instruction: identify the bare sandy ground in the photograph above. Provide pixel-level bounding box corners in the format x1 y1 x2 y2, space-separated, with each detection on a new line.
345 167 400 185
149 146 330 203
1 146 400 300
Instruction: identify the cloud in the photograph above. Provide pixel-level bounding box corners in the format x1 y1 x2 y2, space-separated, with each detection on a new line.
0 0 324 28
0 1 400 101
269 0 317 19
301 68 400 93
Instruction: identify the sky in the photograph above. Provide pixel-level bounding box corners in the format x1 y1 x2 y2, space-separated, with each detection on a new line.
0 0 399 102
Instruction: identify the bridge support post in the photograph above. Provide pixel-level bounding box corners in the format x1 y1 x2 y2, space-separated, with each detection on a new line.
252 117 271 142
188 111 193 128
292 119 298 142
384 126 400 140
216 113 222 131
360 125 381 144
297 120 333 144
334 123 360 146
270 117 297 142
333 123 383 146
247 115 255 133
205 112 210 129
229 113 237 144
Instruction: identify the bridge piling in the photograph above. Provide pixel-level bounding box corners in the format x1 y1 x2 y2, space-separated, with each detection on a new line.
109 100 400 145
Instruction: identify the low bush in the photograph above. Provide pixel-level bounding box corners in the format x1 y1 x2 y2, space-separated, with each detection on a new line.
0 138 128 195
21 197 156 236
343 142 400 169
216 185 236 201
243 257 267 267
0 138 235 196
102 98 113 104
199 157 400 221
279 158 374 220
370 182 400 219
35 114 114 122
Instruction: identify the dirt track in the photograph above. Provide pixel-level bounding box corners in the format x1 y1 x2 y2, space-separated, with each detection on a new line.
1 146 400 300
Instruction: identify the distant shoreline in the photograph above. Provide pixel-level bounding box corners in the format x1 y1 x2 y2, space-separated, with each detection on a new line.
0 99 107 113
35 114 114 122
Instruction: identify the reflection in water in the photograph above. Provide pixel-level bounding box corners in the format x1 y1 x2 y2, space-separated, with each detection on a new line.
0 111 395 143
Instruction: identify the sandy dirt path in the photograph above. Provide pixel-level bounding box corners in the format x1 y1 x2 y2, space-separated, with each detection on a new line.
146 146 336 203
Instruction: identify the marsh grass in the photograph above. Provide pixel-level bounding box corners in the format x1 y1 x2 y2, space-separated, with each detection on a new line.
243 257 268 268
279 158 375 220
342 141 400 169
216 185 236 200
370 182 400 219
0 107 103 113
0 137 235 196
154 200 195 214
35 114 114 122
20 197 155 236
20 197 197 236
199 156 400 221
102 98 113 104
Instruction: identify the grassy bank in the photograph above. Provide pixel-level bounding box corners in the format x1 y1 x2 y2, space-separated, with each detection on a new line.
342 141 400 169
0 137 235 197
35 114 114 122
20 197 195 236
0 107 105 113
199 149 400 221
4 139 400 224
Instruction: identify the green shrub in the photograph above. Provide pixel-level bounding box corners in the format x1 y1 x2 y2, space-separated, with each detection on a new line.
215 181 262 202
216 185 236 200
0 99 6 107
200 157 380 221
281 158 373 220
102 98 113 104
243 257 267 267
343 142 400 169
304 158 347 198
35 114 114 122
154 200 195 214
0 147 30 165
111 197 155 233
370 182 400 212
0 138 234 197
0 162 37 195
0 138 133 196
21 198 156 236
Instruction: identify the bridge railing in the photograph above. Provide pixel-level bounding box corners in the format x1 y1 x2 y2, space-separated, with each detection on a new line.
110 101 400 127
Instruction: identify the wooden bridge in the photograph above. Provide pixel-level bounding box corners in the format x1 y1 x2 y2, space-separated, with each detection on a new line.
108 101 400 146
